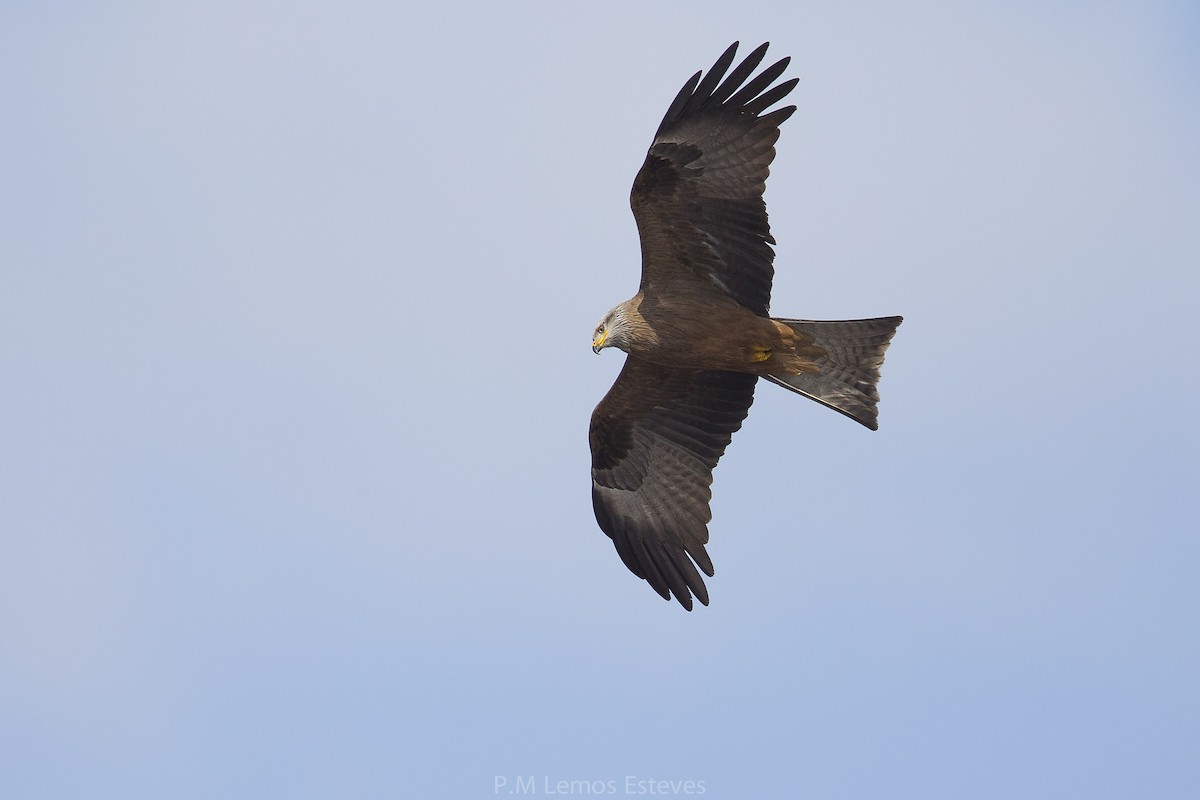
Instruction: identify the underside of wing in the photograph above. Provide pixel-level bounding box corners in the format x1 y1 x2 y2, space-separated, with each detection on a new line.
631 42 798 316
589 356 757 609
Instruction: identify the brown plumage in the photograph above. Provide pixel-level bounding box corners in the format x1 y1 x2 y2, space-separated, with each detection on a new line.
590 42 903 609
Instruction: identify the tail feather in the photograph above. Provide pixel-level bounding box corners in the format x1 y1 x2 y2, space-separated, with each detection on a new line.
767 316 902 430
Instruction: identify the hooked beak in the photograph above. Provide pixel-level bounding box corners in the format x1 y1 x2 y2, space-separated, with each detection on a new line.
592 330 607 354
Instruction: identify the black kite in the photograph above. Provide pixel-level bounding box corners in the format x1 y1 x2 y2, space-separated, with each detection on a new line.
589 42 903 609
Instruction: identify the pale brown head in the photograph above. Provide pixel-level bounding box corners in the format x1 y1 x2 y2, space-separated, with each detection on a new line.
592 302 635 354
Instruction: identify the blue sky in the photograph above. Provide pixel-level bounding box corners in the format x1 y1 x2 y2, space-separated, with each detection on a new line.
2 2 1197 798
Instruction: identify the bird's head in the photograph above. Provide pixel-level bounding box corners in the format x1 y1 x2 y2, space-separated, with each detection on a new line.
592 303 632 354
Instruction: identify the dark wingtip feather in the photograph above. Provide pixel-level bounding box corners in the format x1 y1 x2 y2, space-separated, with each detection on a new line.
709 41 770 106
726 56 793 110
743 77 800 115
654 70 704 139
686 42 741 115
762 104 798 127
654 43 797 140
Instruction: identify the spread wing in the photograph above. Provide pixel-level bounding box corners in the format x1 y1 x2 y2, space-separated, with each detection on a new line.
589 356 757 609
631 42 798 317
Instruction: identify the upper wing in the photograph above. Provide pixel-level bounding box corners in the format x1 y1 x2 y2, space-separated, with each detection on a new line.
631 42 798 317
589 356 757 609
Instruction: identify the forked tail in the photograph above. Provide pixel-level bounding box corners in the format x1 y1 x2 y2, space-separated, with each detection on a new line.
766 316 903 430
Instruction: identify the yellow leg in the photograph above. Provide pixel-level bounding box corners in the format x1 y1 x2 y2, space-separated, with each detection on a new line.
749 345 772 363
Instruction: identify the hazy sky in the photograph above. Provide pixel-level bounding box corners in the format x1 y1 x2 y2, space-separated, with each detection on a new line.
2 2 1198 798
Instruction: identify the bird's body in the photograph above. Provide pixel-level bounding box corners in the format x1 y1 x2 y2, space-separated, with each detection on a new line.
589 42 903 609
601 290 817 374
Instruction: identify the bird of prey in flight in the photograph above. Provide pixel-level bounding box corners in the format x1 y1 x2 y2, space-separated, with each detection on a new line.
589 42 902 610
